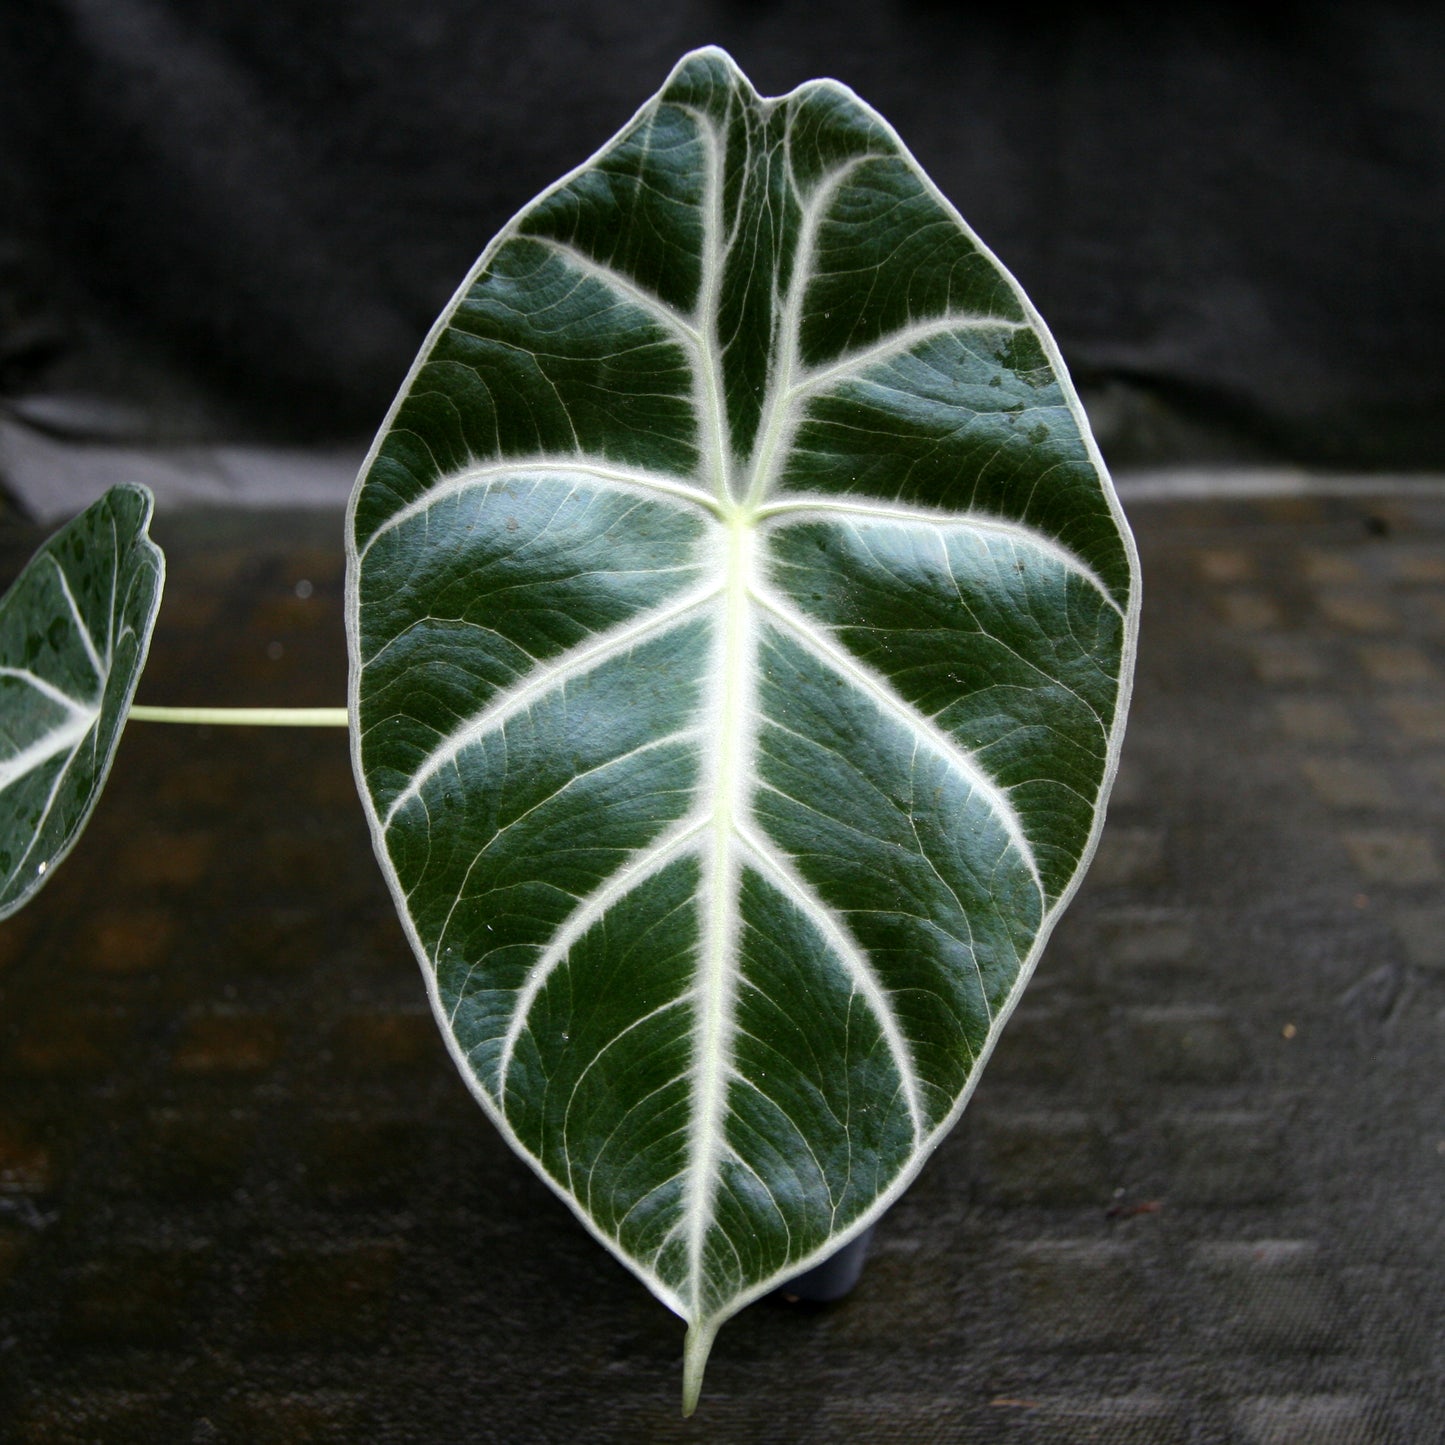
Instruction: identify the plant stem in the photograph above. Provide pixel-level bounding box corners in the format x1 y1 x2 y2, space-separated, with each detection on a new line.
128 705 349 728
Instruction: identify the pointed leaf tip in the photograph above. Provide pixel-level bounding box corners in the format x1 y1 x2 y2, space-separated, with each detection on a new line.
681 1320 718 1417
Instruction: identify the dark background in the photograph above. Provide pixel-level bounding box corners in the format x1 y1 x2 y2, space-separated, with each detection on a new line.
2 0 1443 479
2 7 1444 1439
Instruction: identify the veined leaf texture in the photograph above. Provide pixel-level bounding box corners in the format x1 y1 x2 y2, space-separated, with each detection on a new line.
346 47 1139 1409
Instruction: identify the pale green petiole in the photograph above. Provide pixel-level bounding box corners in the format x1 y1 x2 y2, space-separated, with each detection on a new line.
128 705 349 727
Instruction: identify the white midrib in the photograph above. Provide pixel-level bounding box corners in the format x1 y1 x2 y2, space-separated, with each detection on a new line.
684 515 754 1311
688 106 732 503
742 156 867 512
680 100 764 1308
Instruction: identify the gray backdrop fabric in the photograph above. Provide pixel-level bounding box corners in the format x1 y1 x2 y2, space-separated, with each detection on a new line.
2 1 1442 491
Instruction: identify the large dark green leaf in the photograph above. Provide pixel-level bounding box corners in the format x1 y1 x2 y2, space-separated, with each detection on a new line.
347 47 1138 1407
0 484 164 918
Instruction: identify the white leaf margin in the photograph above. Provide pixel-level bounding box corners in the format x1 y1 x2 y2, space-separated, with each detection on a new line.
344 43 1141 1364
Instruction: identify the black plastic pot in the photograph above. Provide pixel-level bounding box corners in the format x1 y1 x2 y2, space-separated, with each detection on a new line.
775 1226 874 1303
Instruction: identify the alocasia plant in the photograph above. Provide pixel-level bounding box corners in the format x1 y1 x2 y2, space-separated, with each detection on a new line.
0 42 1137 1417
346 46 1138 1409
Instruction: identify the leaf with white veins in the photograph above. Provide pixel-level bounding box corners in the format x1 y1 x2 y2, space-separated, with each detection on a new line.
346 47 1139 1411
0 484 164 918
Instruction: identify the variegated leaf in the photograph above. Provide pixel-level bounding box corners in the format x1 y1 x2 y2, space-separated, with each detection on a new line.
347 47 1138 1409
